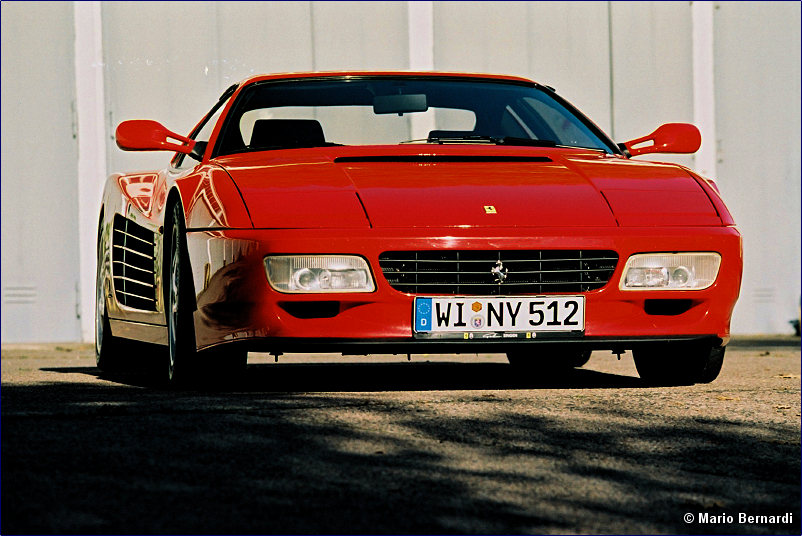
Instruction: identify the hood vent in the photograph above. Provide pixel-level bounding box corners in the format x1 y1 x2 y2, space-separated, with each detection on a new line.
334 155 552 164
112 214 157 311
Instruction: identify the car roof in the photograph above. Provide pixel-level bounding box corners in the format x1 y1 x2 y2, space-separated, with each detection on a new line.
235 71 538 87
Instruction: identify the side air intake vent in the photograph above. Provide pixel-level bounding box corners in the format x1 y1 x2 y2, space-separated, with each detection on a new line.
112 214 157 311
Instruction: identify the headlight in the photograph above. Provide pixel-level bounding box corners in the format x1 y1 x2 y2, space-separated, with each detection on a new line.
265 255 375 293
620 253 721 290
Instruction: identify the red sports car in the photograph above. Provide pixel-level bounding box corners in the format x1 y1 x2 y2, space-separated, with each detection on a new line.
97 71 742 386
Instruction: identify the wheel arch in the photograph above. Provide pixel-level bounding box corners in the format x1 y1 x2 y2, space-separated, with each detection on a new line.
96 205 112 310
163 188 198 314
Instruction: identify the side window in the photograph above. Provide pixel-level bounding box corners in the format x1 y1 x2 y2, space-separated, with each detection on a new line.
172 84 238 169
194 106 224 145
172 107 224 170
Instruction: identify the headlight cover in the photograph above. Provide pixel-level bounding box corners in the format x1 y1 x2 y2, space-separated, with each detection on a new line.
620 252 721 290
265 255 375 293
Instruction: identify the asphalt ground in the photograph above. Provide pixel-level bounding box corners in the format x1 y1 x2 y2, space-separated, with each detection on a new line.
1 338 800 534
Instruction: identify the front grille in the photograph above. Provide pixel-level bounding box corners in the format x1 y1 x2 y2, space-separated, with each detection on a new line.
378 250 618 295
112 215 157 311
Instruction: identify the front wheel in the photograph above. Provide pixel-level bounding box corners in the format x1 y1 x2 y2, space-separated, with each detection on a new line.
165 204 249 387
165 203 200 386
633 344 725 386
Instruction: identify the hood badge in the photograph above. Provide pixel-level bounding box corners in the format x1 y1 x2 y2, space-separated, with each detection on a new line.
491 260 509 283
484 205 497 214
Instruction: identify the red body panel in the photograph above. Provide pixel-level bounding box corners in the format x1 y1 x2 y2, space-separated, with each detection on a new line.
215 146 722 229
185 226 741 349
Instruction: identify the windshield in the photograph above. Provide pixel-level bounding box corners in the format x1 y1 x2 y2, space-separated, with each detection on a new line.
214 77 617 156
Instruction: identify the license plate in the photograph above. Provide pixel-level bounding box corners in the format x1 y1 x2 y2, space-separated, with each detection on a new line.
414 296 584 334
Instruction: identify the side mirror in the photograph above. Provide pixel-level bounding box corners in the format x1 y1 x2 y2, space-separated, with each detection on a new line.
622 123 701 157
115 120 195 154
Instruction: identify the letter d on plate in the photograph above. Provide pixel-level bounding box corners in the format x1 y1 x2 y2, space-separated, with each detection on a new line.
415 298 432 332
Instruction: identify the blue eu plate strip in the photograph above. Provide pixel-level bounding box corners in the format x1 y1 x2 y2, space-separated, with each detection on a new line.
415 298 432 332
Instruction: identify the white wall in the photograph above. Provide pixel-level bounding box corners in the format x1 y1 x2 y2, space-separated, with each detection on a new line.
101 1 411 175
713 2 801 334
433 1 612 133
610 1 695 168
1 1 799 342
102 1 227 175
1 1 82 342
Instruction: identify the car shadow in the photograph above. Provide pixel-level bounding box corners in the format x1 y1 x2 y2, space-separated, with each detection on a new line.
3 371 799 534
41 360 644 392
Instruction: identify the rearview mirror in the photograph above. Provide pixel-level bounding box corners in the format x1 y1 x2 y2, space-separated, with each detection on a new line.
373 94 428 115
622 123 701 157
115 120 195 154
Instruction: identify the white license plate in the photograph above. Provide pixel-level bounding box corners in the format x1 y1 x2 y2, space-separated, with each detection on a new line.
414 296 585 333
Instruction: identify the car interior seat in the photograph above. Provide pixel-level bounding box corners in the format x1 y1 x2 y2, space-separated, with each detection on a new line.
249 119 326 149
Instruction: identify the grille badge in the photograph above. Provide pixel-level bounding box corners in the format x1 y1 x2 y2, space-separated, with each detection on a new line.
491 260 509 283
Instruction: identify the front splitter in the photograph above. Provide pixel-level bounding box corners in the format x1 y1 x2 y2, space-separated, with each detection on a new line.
201 334 724 355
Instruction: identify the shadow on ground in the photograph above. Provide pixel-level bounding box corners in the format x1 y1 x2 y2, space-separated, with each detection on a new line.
2 362 799 534
43 360 644 391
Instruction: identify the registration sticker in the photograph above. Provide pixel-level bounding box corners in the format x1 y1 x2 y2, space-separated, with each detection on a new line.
414 296 584 336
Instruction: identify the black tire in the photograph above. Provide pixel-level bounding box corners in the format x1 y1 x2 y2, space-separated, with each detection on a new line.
633 343 725 386
165 202 201 387
507 348 592 373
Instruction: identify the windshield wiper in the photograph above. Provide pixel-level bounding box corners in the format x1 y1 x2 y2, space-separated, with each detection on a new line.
427 135 557 147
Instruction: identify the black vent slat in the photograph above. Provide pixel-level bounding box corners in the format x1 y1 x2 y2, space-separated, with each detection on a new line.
112 215 157 311
118 216 154 242
113 261 152 276
113 244 153 259
115 230 152 247
378 250 618 295
113 276 155 290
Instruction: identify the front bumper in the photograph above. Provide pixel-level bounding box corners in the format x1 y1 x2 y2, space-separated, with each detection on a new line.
185 226 742 352
200 335 725 356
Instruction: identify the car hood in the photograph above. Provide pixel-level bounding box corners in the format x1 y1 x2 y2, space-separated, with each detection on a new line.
215 147 721 229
